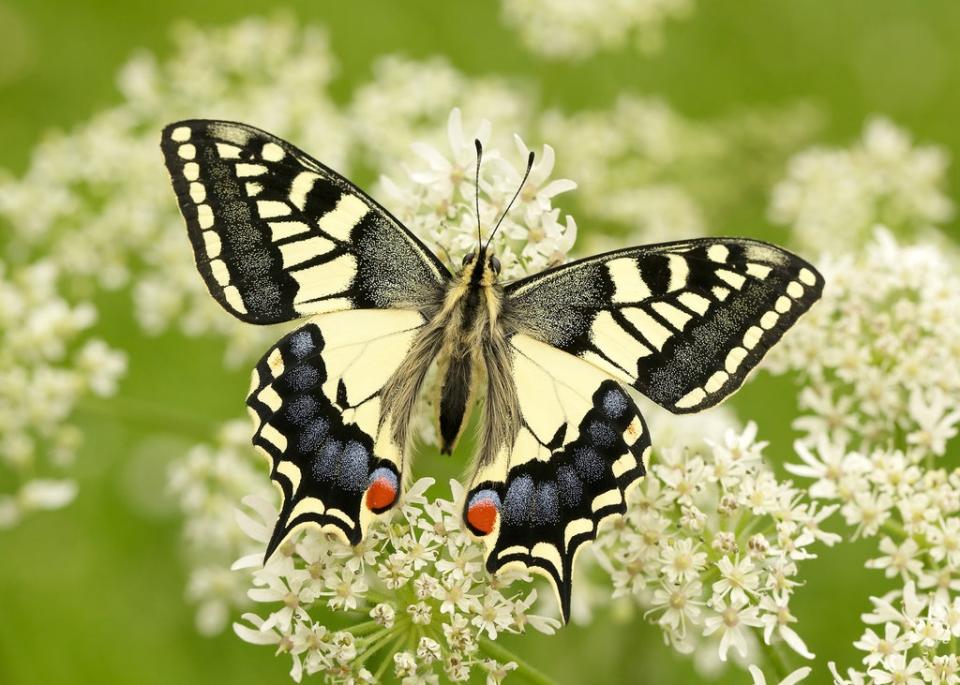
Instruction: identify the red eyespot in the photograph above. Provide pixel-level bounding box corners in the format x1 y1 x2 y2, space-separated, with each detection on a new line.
466 490 501 535
365 468 398 512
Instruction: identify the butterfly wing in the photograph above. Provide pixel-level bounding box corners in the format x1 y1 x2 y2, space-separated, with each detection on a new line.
464 334 649 622
161 120 448 324
505 238 823 413
247 308 425 557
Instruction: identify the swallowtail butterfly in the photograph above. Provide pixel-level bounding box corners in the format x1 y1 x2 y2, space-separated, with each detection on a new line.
161 120 823 621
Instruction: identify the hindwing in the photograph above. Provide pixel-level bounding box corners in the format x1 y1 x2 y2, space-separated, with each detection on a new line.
246 309 424 557
463 335 649 622
161 120 448 324
506 238 823 413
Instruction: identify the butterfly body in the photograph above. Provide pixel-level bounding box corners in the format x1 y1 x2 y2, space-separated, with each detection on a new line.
161 119 824 622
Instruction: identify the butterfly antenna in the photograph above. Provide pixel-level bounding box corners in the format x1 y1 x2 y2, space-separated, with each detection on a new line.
486 149 535 249
474 139 483 247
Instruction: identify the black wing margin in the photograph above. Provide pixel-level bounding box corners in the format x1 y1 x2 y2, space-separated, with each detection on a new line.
504 238 823 413
161 120 448 324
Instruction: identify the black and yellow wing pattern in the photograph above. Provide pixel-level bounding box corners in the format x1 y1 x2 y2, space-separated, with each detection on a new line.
507 238 823 413
464 335 649 621
161 120 446 559
163 121 823 623
160 120 448 324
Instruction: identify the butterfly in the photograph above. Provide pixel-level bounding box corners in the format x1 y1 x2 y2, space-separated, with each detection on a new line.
161 119 823 622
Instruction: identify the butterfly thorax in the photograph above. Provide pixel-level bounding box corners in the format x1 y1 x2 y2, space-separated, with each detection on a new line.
434 248 508 455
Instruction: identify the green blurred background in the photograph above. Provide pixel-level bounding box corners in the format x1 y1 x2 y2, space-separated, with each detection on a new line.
1 1 958 683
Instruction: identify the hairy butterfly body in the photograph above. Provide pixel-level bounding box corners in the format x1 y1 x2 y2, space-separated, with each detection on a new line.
162 120 823 621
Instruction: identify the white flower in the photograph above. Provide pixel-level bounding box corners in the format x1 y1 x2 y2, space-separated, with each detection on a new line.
769 118 952 252
702 594 762 661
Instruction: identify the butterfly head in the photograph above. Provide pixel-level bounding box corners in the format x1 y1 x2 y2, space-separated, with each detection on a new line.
460 247 502 285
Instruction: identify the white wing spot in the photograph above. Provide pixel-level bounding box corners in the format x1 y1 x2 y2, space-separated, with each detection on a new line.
712 286 731 301
746 262 772 279
261 142 285 162
178 144 196 160
760 311 779 330
209 258 230 286
280 236 336 268
666 254 689 291
743 326 763 350
183 162 199 181
189 182 206 203
237 163 268 178
675 388 706 410
257 200 290 219
787 281 804 298
775 296 792 314
607 257 650 303
170 126 191 142
705 370 728 394
196 204 214 229
724 347 747 373
591 489 622 512
203 231 221 258
215 143 242 159
245 182 263 197
318 194 370 242
799 268 817 286
223 285 247 314
707 244 729 263
716 269 746 289
270 221 311 241
677 291 710 315
290 171 322 211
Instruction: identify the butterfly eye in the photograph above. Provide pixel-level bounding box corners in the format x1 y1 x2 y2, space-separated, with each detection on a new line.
462 252 475 267
490 256 502 275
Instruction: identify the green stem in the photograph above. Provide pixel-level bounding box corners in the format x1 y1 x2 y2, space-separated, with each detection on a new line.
372 632 407 681
757 634 790 682
347 620 382 637
478 638 559 685
356 626 400 664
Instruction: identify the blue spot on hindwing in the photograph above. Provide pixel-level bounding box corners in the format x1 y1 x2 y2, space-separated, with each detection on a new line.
502 475 534 525
297 417 329 453
574 446 604 483
556 465 583 508
285 395 317 426
533 482 560 525
601 387 629 420
288 330 315 359
336 440 369 492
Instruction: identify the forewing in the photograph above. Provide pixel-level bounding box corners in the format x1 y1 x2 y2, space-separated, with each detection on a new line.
247 309 423 557
161 120 448 324
506 238 822 413
463 335 649 622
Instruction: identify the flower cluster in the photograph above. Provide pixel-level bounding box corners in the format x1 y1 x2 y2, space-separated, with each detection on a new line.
0 261 126 528
589 408 837 679
0 16 348 366
169 420 275 635
500 0 694 60
233 478 560 684
768 230 960 683
769 117 953 254
379 107 578 281
541 97 822 246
